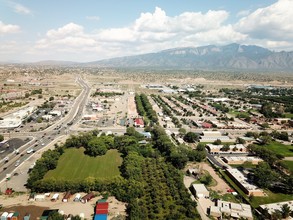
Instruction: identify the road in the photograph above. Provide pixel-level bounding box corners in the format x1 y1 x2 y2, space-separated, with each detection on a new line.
0 75 91 182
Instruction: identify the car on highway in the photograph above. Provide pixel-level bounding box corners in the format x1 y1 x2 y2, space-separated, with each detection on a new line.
27 148 34 154
15 160 20 167
4 157 9 163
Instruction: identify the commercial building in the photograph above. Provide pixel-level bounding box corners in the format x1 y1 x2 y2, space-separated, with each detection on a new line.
225 168 263 196
222 156 263 165
259 200 293 217
206 144 247 154
0 118 22 129
190 184 209 198
209 200 253 220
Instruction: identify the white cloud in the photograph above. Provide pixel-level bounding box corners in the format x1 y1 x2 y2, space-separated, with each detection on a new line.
236 9 251 17
9 2 32 15
35 23 97 50
15 2 292 61
31 7 247 61
235 0 293 41
0 21 20 34
86 16 100 21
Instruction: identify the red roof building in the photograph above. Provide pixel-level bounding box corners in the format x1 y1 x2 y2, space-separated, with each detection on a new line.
134 118 144 128
202 122 213 129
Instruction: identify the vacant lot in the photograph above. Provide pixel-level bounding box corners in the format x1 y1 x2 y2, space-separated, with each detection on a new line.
44 148 122 180
265 142 293 157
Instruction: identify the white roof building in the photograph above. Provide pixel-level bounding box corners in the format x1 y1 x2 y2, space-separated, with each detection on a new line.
260 200 293 215
226 168 263 196
222 156 263 165
210 200 253 220
191 184 209 198
0 118 22 129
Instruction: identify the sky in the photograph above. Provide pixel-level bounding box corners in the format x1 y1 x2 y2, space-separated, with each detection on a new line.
0 0 292 62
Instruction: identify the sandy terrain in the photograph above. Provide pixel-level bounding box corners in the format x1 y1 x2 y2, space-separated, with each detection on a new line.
0 194 126 219
200 162 230 194
127 95 138 118
185 162 230 195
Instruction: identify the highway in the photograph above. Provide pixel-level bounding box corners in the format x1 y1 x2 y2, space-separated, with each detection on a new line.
1 74 293 183
0 75 91 182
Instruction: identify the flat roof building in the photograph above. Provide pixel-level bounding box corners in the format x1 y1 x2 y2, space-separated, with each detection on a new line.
209 200 253 220
190 184 209 198
226 168 263 196
222 156 263 165
260 200 293 216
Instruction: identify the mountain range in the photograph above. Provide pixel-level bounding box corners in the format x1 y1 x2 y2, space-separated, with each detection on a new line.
88 43 293 71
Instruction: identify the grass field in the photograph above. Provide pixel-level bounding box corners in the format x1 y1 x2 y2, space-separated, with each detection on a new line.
284 113 293 118
283 160 293 173
264 141 293 157
250 190 293 208
44 148 122 180
228 110 250 118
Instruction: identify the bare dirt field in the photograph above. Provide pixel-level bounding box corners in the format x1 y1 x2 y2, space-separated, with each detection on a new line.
185 162 230 194
127 95 138 118
200 162 230 194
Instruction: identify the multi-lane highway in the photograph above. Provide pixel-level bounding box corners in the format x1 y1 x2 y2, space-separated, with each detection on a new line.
0 75 91 182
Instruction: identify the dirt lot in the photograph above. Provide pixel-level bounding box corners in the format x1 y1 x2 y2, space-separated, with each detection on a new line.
127 95 138 118
185 162 230 194
0 194 126 219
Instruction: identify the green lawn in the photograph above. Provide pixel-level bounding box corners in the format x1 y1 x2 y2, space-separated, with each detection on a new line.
250 190 293 208
230 162 256 169
209 190 239 203
228 110 250 117
44 148 122 180
284 113 293 119
282 160 293 173
264 141 293 157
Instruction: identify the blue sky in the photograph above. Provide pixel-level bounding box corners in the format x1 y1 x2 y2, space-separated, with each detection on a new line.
0 0 291 62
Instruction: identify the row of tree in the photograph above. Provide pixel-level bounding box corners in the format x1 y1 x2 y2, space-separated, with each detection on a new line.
92 91 124 97
151 95 182 127
135 94 158 125
122 152 199 219
152 126 205 169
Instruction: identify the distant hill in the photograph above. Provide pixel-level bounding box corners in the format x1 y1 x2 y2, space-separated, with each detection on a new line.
29 60 79 66
87 43 293 71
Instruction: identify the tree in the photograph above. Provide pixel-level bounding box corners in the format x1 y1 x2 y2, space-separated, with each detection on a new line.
236 137 246 144
0 134 4 142
213 139 222 145
85 137 108 157
260 135 272 145
37 117 43 123
254 162 278 189
178 128 186 137
200 173 212 185
220 145 230 151
48 211 63 220
183 132 198 143
271 210 283 220
260 103 274 118
281 204 291 219
196 143 205 151
49 96 54 101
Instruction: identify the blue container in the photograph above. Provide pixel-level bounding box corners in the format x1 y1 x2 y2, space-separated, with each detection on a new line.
94 214 107 220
